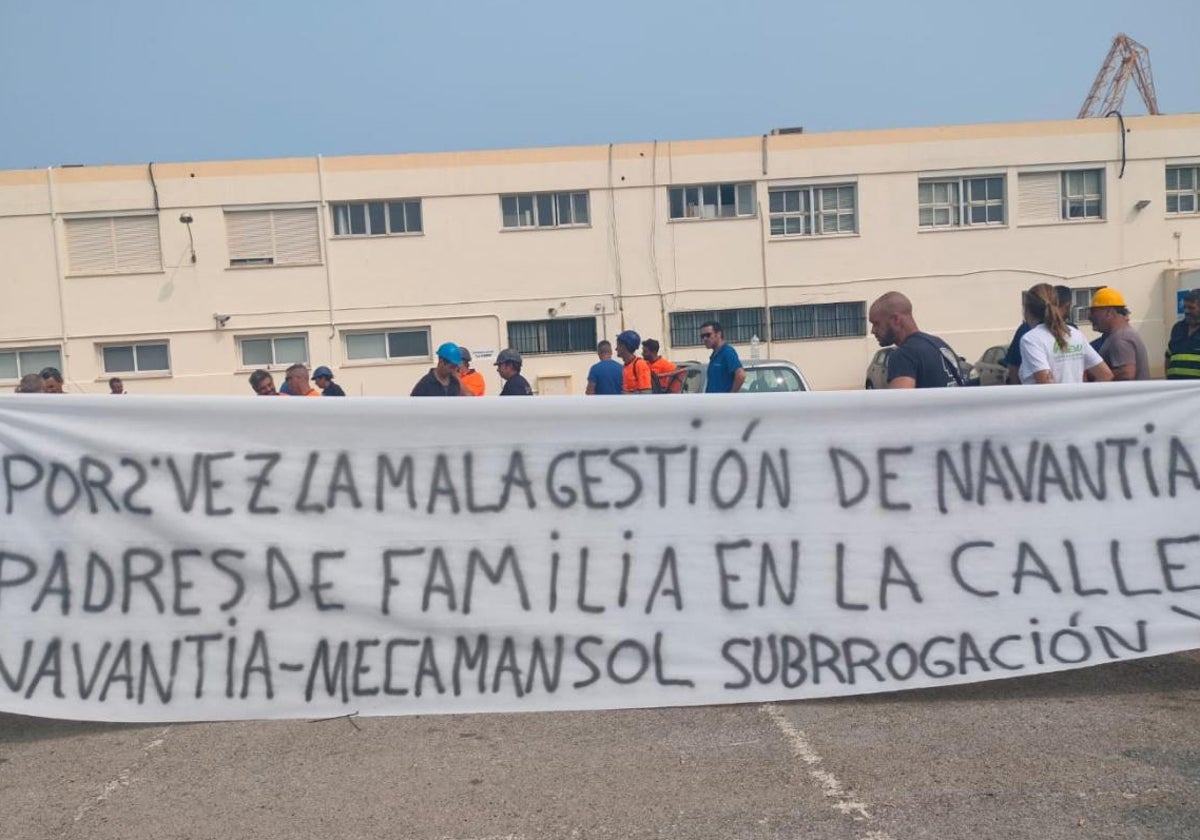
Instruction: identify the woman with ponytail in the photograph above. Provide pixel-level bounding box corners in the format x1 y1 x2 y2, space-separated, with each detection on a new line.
1018 283 1112 384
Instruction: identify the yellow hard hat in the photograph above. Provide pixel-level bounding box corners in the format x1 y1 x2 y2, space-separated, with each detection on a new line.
1090 287 1126 308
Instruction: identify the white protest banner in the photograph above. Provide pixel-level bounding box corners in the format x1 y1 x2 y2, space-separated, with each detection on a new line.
0 383 1198 722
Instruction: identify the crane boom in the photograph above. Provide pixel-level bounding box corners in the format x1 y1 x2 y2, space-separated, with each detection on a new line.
1078 34 1160 118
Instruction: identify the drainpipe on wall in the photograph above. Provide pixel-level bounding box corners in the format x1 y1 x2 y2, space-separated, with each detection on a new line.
45 167 71 382
758 201 772 358
315 154 337 365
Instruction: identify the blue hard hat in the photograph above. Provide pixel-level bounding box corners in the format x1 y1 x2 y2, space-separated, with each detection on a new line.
436 342 464 366
616 330 641 351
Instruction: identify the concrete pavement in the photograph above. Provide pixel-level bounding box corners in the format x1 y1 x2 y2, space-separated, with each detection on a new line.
3 652 1199 840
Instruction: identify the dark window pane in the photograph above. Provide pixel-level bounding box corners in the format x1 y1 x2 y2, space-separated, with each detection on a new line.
669 188 684 219
388 330 429 358
517 195 535 227
719 183 736 217
405 201 422 232
501 196 519 228
536 194 556 227
368 202 386 235
557 193 573 225
349 204 366 235
573 193 589 224
136 343 169 371
103 346 135 372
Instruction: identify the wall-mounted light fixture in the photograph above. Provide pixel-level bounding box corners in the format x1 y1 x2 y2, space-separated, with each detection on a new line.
213 313 231 328
1135 199 1152 211
179 212 197 263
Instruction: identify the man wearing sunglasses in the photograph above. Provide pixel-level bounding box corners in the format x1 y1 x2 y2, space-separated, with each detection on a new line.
699 321 745 393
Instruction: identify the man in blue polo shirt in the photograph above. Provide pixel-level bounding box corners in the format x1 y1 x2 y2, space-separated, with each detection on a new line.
586 340 624 395
700 320 745 393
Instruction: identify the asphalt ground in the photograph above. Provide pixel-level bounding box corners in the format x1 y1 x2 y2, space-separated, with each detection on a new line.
3 652 1199 840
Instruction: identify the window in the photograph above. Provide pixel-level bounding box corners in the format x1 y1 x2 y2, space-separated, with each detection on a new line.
64 214 162 275
768 185 856 235
1062 170 1104 219
0 346 61 382
101 342 170 375
669 308 765 347
918 176 1005 228
239 334 309 368
331 200 422 236
770 302 866 341
507 317 596 355
1167 166 1199 215
1018 169 1105 223
1069 287 1104 325
225 207 321 266
500 192 590 229
668 183 755 220
344 328 431 361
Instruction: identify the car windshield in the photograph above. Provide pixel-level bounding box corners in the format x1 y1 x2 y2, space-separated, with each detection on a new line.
745 366 803 392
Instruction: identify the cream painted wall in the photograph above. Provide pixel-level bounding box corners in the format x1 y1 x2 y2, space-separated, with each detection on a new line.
2 116 1199 394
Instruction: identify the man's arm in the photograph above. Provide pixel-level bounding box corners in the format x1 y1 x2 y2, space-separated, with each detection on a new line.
586 381 596 395
885 345 917 389
730 367 746 393
1088 362 1114 382
1104 335 1138 381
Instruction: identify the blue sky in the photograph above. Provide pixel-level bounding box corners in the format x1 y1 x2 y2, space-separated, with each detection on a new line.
1 0 1197 169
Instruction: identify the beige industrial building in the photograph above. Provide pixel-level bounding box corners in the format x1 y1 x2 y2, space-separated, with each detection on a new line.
2 114 1199 395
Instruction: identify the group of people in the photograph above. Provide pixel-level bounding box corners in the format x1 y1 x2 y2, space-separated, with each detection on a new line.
11 367 121 394
586 322 746 395
243 321 752 400
869 286 1200 389
247 343 535 398
14 288 1199 397
248 364 345 397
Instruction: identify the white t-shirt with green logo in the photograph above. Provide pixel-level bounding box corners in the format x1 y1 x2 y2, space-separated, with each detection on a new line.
1018 324 1102 384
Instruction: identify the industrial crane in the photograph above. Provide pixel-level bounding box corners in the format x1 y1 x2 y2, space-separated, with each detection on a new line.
1078 33 1160 118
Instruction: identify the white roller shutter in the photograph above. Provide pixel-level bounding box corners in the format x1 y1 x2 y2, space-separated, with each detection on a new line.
225 210 275 264
272 208 321 264
65 215 161 274
225 208 320 266
1018 172 1060 224
112 216 162 271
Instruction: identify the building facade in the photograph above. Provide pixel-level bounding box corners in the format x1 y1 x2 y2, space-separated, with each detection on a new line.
2 114 1199 394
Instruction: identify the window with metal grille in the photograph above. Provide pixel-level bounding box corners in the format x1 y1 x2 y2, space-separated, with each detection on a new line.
344 328 431 361
64 214 162 275
500 192 590 229
225 207 321 266
1167 166 1199 215
331 200 423 236
670 308 765 347
918 176 1005 228
1061 170 1104 220
1069 287 1105 325
768 184 856 236
507 317 596 355
668 183 756 220
770 302 866 341
238 334 310 368
100 342 170 374
0 346 62 382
